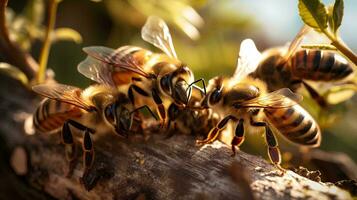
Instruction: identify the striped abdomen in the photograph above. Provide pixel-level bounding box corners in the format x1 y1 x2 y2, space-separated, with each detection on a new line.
251 53 300 92
264 105 321 147
290 50 353 81
33 99 82 133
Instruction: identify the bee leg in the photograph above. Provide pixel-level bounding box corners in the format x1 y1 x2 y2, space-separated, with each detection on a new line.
167 103 180 132
129 105 158 134
128 84 150 106
128 86 135 106
61 121 77 176
130 105 158 121
82 129 94 178
167 119 172 130
63 120 96 178
231 119 245 156
166 119 178 132
302 81 327 107
132 113 143 133
250 118 284 172
62 121 76 161
66 119 95 134
164 120 178 139
152 89 166 128
196 115 237 145
265 125 285 173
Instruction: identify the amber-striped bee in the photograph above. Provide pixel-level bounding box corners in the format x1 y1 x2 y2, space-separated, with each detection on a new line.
249 26 354 107
197 40 321 169
77 16 205 127
32 83 155 176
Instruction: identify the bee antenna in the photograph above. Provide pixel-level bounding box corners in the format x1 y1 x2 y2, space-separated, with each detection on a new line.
186 78 207 96
185 78 207 105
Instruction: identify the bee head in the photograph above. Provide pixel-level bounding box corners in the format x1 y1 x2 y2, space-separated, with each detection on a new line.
169 66 194 105
202 76 224 107
173 79 191 105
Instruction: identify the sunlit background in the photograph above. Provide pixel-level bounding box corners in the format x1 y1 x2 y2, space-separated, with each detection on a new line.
6 0 357 181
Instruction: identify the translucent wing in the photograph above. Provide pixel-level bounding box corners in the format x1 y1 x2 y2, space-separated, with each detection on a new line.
237 88 303 109
233 39 262 81
141 16 177 58
78 56 115 86
283 25 310 61
82 46 150 78
32 83 94 111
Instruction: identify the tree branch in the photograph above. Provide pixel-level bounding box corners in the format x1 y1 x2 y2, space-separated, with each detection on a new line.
0 73 353 200
0 0 38 80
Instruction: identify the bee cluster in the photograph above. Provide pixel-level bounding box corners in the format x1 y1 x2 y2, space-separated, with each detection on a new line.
32 17 354 178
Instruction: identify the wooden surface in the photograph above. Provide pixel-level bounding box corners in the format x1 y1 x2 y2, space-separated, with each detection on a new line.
0 74 353 200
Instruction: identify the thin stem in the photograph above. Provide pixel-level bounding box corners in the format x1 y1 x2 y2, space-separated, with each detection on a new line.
331 39 357 66
36 0 58 84
322 29 357 66
0 0 10 44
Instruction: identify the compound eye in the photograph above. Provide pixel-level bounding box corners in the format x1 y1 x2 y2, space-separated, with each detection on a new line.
105 104 115 124
160 75 171 94
209 88 222 105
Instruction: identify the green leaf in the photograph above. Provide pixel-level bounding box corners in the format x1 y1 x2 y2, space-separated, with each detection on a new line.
52 28 82 44
0 63 29 85
332 0 344 33
327 4 334 32
298 0 328 31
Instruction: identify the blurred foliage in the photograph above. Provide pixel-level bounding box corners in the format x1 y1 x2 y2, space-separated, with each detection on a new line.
0 62 29 85
5 0 44 51
6 0 81 51
3 0 357 168
102 0 257 80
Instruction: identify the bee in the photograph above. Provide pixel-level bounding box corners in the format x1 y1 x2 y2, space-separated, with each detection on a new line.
196 39 321 169
166 89 218 136
249 26 354 107
77 16 205 127
32 83 156 176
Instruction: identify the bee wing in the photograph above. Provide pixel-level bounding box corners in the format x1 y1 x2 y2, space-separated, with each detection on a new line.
141 16 178 59
78 56 115 86
237 88 303 109
32 83 94 111
233 39 262 81
81 46 151 78
283 25 310 61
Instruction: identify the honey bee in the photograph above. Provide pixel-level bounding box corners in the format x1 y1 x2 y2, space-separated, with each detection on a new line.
77 16 205 127
249 26 354 107
197 39 321 169
32 83 155 176
166 89 218 136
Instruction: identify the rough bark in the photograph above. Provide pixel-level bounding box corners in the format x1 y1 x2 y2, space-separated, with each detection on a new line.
0 74 353 200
